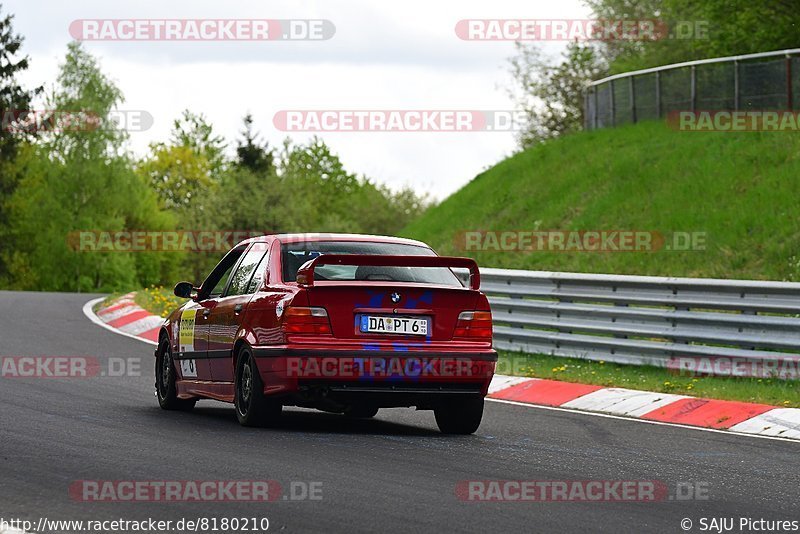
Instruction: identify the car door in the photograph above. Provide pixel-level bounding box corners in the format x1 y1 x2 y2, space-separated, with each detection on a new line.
175 299 212 382
181 244 248 382
206 243 269 383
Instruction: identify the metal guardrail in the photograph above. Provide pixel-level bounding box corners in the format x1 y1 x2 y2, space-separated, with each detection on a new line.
473 268 800 375
584 48 800 130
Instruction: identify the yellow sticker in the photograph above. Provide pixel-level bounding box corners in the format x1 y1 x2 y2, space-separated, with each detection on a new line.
179 309 197 353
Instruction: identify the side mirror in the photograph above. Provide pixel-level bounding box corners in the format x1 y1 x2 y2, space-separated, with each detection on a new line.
174 281 197 299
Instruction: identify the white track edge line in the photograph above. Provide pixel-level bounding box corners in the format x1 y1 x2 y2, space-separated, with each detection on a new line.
82 297 158 347
486 397 800 445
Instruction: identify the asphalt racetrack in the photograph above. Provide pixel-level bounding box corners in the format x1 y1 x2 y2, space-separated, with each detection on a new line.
1 291 798 533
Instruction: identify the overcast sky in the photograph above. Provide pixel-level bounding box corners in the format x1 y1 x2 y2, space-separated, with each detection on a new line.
6 0 590 199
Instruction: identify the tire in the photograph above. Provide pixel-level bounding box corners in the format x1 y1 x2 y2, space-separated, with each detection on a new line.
235 348 281 427
155 338 197 411
434 397 484 435
343 405 379 419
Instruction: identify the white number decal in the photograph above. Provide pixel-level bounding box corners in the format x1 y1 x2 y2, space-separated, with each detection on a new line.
180 359 197 378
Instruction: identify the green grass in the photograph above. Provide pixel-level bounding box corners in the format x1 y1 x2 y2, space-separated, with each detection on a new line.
499 351 800 408
402 120 800 281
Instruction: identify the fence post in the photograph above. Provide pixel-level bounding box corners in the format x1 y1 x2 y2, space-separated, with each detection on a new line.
734 60 740 111
584 92 589 130
787 54 794 110
630 76 637 123
655 71 661 118
610 79 616 126
690 65 697 111
593 86 599 129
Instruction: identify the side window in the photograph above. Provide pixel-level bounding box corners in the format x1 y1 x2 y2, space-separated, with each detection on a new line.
247 250 270 294
201 245 247 299
209 262 237 298
226 247 267 296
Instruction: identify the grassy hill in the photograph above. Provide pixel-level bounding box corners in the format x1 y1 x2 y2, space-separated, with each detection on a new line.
402 121 800 281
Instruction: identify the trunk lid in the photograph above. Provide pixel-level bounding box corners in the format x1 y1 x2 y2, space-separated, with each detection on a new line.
295 254 482 342
305 283 479 341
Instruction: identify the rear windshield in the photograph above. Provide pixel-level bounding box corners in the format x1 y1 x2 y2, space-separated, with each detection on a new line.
281 241 462 286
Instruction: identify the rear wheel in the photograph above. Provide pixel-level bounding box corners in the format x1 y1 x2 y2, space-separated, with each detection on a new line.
155 338 196 411
235 348 281 427
434 397 484 435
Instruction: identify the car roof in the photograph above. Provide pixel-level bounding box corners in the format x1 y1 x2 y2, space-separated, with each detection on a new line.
236 233 432 249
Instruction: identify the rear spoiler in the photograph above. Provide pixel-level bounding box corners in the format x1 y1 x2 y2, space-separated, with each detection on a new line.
295 254 481 290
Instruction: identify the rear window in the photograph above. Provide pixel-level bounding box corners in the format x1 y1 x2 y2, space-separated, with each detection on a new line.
281 241 462 286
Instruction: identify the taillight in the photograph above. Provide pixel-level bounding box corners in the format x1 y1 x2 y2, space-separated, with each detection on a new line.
453 311 493 342
283 307 332 335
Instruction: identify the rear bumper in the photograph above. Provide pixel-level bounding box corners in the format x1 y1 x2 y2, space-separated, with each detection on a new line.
252 347 497 404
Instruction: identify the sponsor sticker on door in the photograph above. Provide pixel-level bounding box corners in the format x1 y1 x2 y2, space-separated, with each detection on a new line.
179 309 197 353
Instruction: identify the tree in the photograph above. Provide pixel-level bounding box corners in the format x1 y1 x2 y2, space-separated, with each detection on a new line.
6 42 173 291
275 137 429 233
139 143 215 211
137 113 228 283
207 116 280 238
505 0 800 148
236 113 273 175
582 0 669 73
585 0 800 73
170 109 226 179
0 5 39 160
0 4 41 283
508 41 607 148
141 110 226 214
278 136 361 227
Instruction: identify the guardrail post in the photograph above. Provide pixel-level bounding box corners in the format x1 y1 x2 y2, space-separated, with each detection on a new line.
609 80 616 126
734 60 740 111
630 76 637 123
742 300 757 349
509 280 523 327
690 65 697 111
655 71 661 118
614 298 629 339
675 286 689 343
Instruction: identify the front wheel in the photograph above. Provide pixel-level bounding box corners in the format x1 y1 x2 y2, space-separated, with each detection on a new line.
235 348 281 427
434 397 484 435
155 338 196 411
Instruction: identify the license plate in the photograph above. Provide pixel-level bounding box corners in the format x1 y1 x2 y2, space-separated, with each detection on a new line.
360 315 429 336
